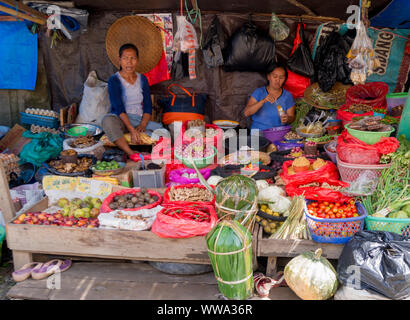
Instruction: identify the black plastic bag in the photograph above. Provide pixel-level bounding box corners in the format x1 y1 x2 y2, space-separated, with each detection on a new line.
314 30 355 92
223 20 276 72
287 24 315 78
102 148 127 163
337 231 410 300
202 15 227 68
171 51 189 81
210 164 276 181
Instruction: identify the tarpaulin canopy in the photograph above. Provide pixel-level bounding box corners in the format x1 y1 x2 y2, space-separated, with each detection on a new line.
370 0 410 29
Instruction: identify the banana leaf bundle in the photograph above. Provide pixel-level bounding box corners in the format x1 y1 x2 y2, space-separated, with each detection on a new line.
206 220 254 300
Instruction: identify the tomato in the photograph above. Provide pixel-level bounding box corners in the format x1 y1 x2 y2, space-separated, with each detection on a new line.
330 214 336 219
347 212 353 218
336 213 341 218
334 202 341 207
323 201 329 206
342 214 347 219
329 204 334 208
349 200 355 205
332 208 338 213
311 202 318 207
353 213 359 217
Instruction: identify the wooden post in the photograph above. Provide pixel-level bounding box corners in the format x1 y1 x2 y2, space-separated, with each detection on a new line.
0 165 16 222
0 4 46 24
0 0 48 19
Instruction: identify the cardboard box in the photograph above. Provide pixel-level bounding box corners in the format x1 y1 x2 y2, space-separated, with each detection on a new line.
0 124 31 155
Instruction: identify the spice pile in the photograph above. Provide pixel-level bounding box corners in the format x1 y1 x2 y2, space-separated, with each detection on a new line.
70 136 97 148
167 186 213 202
161 204 212 222
349 116 392 132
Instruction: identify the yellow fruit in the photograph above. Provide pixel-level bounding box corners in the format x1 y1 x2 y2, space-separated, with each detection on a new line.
264 226 271 234
261 220 268 227
273 212 279 217
266 209 273 215
255 216 261 222
269 222 277 229
260 205 268 211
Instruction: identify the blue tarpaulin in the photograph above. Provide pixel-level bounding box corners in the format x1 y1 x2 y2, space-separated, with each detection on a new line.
371 0 410 29
0 21 38 90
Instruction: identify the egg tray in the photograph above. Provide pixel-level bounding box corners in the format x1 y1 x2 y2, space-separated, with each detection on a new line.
20 112 59 129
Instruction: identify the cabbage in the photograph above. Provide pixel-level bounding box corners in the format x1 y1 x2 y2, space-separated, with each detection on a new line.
256 180 269 192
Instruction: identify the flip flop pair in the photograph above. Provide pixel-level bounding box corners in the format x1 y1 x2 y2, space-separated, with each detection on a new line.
12 259 72 282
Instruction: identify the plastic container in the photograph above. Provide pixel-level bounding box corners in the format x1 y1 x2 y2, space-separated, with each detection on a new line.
345 123 395 145
20 112 59 129
274 141 304 151
132 161 166 189
373 112 386 119
386 92 408 116
67 126 88 137
336 155 390 184
263 125 291 143
365 215 410 237
174 146 217 169
324 142 337 163
305 201 368 244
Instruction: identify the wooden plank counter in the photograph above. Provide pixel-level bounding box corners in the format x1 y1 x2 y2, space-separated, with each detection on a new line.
255 224 344 276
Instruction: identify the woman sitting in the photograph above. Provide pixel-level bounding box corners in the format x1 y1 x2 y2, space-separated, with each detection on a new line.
244 63 295 133
102 43 167 158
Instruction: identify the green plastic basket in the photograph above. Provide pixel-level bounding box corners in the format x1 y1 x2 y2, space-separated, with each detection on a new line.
365 216 410 237
175 146 217 169
345 123 394 145
67 126 88 137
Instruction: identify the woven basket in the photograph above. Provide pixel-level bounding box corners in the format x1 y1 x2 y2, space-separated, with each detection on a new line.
105 16 163 74
304 82 351 110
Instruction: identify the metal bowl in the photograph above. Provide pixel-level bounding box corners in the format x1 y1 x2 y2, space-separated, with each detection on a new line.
60 123 104 140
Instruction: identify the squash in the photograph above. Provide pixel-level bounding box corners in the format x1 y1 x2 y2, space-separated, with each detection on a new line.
284 248 338 300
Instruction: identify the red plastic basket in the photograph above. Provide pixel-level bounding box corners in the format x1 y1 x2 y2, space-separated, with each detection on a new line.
336 155 390 184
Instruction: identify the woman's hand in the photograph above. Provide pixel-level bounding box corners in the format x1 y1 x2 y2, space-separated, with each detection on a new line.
265 93 278 104
280 114 289 124
135 123 146 133
130 128 141 144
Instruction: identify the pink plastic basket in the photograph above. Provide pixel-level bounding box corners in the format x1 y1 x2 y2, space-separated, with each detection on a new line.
336 155 390 183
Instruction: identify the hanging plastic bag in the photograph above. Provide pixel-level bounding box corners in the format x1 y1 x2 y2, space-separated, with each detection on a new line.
144 49 170 86
269 13 289 41
168 168 211 185
287 24 315 78
202 15 227 68
173 15 199 80
347 21 375 85
337 231 410 300
223 20 276 72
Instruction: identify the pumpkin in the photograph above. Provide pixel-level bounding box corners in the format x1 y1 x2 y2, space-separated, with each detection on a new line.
284 248 338 300
206 220 254 300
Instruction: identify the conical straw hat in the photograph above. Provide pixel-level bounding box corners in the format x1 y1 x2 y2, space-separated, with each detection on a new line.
106 16 163 74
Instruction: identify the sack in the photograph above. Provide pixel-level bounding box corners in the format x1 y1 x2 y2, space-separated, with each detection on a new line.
19 132 63 166
337 231 410 300
336 131 400 165
280 159 339 185
202 15 227 68
173 15 199 52
336 104 374 127
223 21 276 72
268 13 289 41
144 50 170 86
151 203 218 238
287 24 315 78
158 84 206 125
345 82 389 110
285 178 351 202
76 71 110 125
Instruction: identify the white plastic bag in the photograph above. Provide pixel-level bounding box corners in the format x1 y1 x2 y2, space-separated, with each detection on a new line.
63 138 105 160
76 71 110 125
173 16 199 53
269 13 289 41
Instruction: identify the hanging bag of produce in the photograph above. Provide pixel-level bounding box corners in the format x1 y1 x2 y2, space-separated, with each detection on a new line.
206 220 254 300
151 203 218 238
268 13 289 41
287 23 315 78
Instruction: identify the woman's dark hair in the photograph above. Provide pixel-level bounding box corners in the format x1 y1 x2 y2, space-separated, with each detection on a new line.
119 43 139 58
267 62 288 85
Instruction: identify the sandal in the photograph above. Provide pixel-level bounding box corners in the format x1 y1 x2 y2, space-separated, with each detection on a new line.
12 262 43 282
31 259 63 280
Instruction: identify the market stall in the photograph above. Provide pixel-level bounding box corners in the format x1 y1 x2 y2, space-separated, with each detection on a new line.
0 0 409 301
